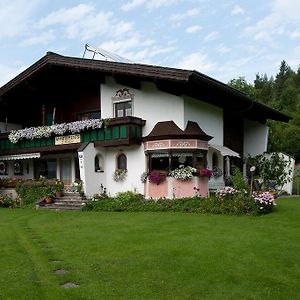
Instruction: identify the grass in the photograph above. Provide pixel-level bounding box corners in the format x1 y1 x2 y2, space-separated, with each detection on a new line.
0 198 300 299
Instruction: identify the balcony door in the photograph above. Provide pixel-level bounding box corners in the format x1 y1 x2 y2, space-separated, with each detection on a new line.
60 158 72 187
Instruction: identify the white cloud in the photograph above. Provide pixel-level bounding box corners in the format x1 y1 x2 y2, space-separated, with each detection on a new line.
99 35 153 54
38 4 134 41
231 5 245 15
0 0 39 39
98 34 176 63
38 4 93 28
216 43 231 54
204 31 218 42
121 0 146 11
245 0 300 35
175 52 216 73
169 8 200 23
0 64 26 87
19 30 55 47
186 25 202 34
289 30 300 39
121 0 177 12
253 31 277 48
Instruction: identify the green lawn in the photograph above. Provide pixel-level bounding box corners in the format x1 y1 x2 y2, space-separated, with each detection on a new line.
0 198 300 300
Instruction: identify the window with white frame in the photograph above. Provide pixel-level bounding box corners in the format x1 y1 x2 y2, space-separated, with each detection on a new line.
112 88 133 118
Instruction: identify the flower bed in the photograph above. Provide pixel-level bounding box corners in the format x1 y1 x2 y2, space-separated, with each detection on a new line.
82 190 275 215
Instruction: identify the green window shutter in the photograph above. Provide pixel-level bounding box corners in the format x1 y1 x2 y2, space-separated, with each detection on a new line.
83 132 90 143
105 128 112 140
41 138 47 146
35 139 41 147
120 125 127 139
91 130 97 141
97 129 104 141
112 127 119 139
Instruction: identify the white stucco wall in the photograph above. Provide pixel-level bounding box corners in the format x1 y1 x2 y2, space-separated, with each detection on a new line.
244 120 269 157
101 77 185 134
183 96 223 145
99 78 228 196
104 145 145 196
78 143 106 197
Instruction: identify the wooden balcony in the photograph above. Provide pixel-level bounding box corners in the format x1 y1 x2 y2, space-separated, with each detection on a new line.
0 117 146 155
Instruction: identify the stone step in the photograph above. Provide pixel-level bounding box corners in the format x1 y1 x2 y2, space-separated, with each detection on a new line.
53 198 87 204
51 201 85 206
36 196 89 211
39 205 82 211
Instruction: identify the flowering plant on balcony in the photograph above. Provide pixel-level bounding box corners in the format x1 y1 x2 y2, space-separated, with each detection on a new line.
8 118 106 143
148 170 167 185
170 165 196 181
198 167 213 178
113 169 127 182
140 171 148 183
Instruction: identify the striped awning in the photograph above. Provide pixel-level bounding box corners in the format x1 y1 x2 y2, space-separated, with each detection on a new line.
0 153 41 161
209 144 240 158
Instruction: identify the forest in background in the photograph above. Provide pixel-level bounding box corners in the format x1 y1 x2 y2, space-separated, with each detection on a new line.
228 60 300 162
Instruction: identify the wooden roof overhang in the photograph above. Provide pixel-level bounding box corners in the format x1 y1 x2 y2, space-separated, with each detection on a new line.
143 121 213 152
0 52 291 123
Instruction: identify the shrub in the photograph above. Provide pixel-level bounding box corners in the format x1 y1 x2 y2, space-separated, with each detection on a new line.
15 178 56 206
0 194 20 208
231 166 249 191
82 190 273 216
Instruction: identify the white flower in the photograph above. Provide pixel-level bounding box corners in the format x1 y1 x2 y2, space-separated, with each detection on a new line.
8 118 104 143
170 165 196 181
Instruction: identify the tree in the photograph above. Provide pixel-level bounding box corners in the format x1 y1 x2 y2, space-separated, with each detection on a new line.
228 59 300 162
228 77 255 97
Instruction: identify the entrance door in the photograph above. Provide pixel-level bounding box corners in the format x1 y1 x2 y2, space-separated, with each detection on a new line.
60 159 72 187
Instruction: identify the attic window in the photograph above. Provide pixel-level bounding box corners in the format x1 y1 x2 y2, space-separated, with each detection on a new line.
78 110 101 121
112 88 133 118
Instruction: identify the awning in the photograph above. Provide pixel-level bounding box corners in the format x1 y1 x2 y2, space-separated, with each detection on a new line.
209 144 240 158
0 153 41 161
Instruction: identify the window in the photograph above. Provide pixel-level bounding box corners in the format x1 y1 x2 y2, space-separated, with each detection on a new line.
112 88 134 118
95 154 104 172
148 151 207 172
212 152 218 167
14 161 23 175
117 153 127 170
78 110 101 121
114 101 132 118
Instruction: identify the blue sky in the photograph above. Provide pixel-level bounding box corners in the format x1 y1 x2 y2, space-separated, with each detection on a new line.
0 0 299 87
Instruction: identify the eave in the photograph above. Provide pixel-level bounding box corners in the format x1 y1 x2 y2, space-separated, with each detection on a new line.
0 52 291 123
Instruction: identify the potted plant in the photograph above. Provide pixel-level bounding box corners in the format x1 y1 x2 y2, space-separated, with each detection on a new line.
170 165 196 181
54 179 64 197
45 192 54 204
113 169 127 182
148 170 167 185
71 180 84 196
198 167 213 178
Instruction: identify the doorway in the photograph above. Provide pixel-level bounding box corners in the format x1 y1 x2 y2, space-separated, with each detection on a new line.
60 158 72 187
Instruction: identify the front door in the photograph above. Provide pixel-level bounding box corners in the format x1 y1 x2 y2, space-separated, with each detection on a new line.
60 158 72 188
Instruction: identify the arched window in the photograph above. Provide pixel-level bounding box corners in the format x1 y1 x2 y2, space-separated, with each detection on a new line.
212 152 218 167
117 153 127 170
95 154 104 172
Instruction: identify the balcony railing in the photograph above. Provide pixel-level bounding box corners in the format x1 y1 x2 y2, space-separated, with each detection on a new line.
0 117 145 153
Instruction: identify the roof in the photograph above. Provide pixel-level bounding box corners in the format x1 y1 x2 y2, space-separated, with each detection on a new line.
0 51 291 122
143 120 213 141
209 144 240 157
